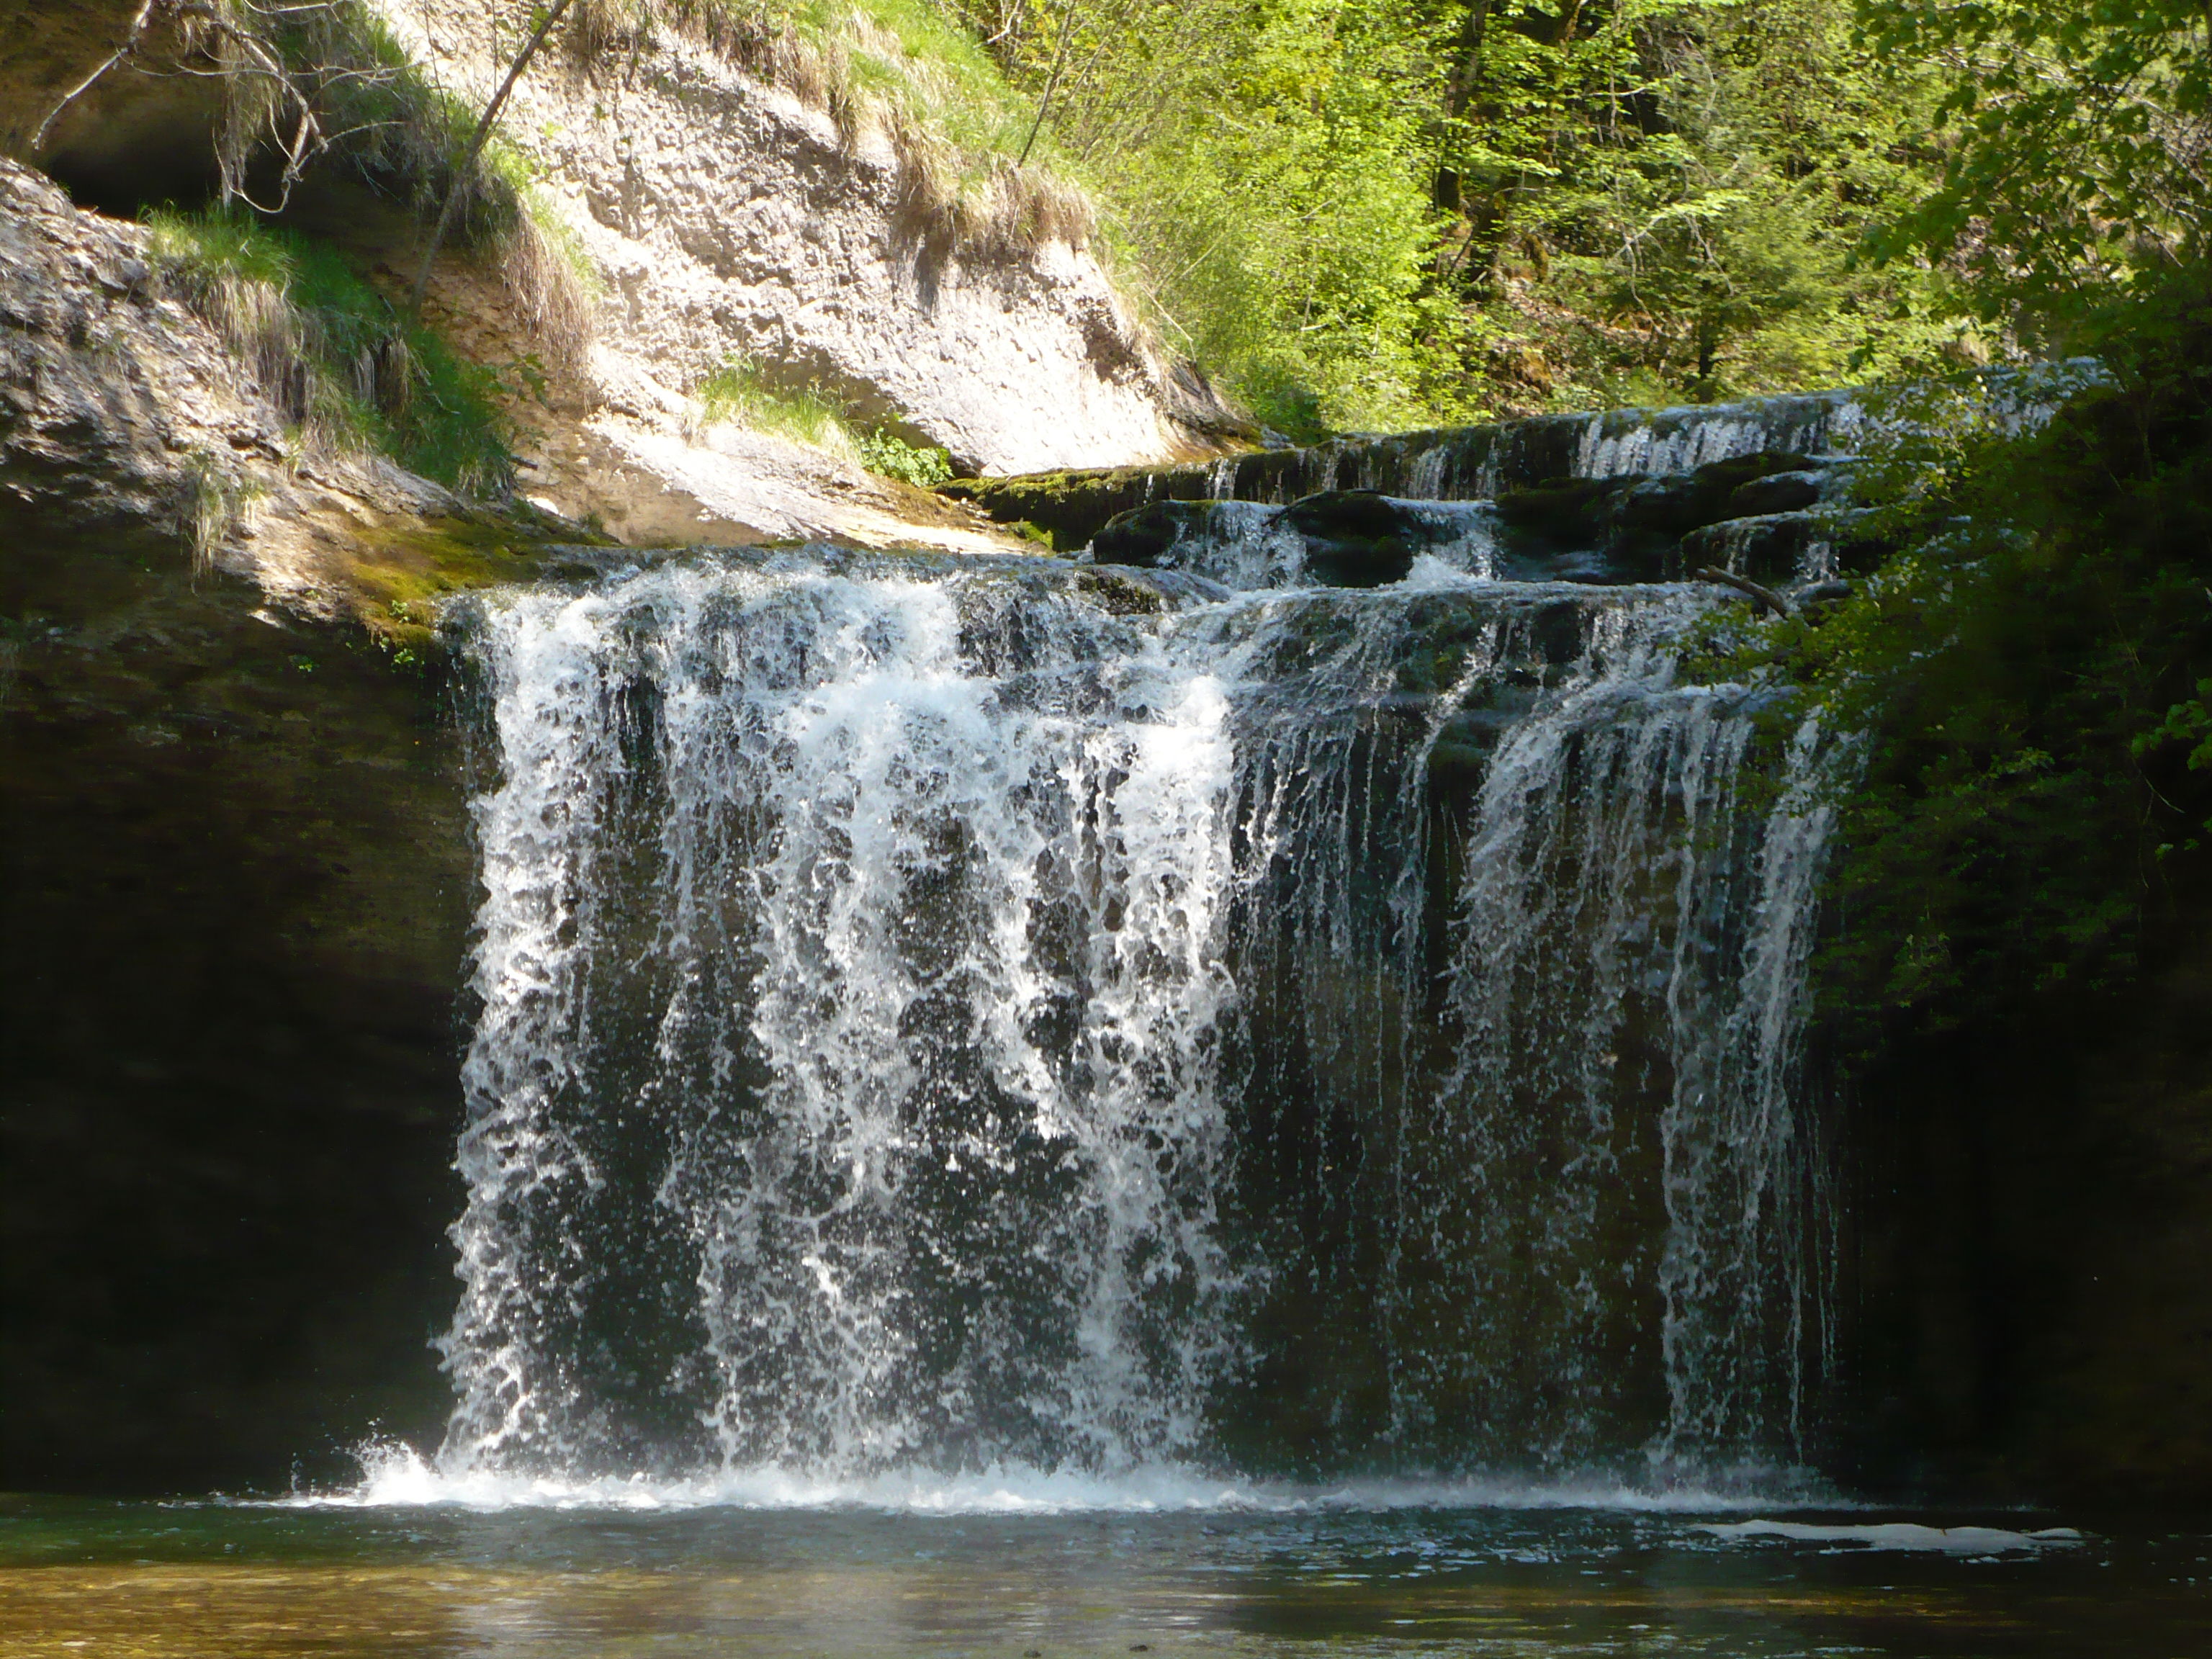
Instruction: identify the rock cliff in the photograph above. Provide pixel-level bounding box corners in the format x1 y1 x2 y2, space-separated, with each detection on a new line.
387 0 1203 469
3 0 1240 557
377 0 1242 536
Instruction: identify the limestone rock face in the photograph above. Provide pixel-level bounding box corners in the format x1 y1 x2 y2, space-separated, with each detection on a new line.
384 0 1233 478
0 157 466 617
1 1 1236 547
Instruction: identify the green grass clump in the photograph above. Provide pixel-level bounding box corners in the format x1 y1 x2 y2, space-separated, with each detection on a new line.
146 207 515 498
855 427 954 486
693 357 956 485
696 358 854 453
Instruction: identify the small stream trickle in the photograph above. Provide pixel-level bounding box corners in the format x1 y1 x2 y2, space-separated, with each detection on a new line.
439 395 1858 1493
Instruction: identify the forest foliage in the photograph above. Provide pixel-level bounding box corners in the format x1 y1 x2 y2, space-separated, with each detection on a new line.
528 0 1979 433
125 2 2207 448
941 0 1965 435
939 0 2208 438
1685 1 2212 1051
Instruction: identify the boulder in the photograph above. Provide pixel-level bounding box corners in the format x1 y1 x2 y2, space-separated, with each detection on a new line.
1090 499 1218 566
1727 468 1825 518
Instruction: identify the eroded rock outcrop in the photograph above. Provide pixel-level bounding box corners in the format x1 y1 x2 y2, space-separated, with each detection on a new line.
382 0 1239 482
4 0 1216 550
0 156 502 621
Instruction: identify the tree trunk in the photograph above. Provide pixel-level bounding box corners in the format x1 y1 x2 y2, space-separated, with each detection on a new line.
408 0 577 313
1432 0 1491 211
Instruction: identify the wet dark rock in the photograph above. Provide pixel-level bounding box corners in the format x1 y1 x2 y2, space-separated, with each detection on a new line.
1074 565 1169 614
1673 512 1825 583
1617 452 1813 536
1 517 472 1496
1089 499 1217 566
1490 475 1629 549
1728 469 1825 518
1280 490 1423 586
1280 489 1417 543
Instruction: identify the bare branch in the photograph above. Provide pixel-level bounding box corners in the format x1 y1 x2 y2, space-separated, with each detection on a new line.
32 0 160 151
1017 0 1081 168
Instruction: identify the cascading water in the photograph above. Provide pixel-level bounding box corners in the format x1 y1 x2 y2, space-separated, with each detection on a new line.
436 399 1849 1495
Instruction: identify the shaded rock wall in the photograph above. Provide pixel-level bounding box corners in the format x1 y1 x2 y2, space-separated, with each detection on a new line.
1838 912 2212 1506
0 518 474 1494
0 153 537 1497
0 1 153 158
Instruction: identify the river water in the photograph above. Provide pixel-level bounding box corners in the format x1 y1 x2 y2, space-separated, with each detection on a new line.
4 1493 2204 1658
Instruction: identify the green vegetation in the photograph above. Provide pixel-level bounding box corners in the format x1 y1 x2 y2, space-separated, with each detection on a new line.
166 0 1973 451
1698 338 2211 1047
1680 1 2212 1053
145 207 516 495
692 356 956 485
1855 0 2212 343
176 446 265 572
695 358 855 453
855 427 956 487
935 1 1969 435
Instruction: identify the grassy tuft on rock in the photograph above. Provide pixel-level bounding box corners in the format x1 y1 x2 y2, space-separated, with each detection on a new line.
146 206 516 498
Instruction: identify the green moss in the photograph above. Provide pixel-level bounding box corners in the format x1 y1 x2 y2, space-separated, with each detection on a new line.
342 517 562 638
941 466 1177 552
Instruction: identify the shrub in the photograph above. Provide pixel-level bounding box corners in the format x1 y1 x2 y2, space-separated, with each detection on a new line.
855 428 954 487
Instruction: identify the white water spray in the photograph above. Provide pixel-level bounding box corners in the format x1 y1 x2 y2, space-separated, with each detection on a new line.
433 488 1841 1496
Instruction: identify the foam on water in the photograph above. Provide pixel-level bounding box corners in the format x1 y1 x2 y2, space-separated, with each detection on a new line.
320 1442 1817 1516
1701 1520 2086 1554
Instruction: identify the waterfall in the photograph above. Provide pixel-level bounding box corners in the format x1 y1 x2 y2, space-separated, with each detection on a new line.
439 501 1840 1490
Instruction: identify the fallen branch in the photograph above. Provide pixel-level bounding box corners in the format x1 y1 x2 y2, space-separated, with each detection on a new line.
1694 565 1796 619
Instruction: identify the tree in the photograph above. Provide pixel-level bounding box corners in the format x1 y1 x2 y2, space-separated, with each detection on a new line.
408 0 577 310
1853 0 2212 342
